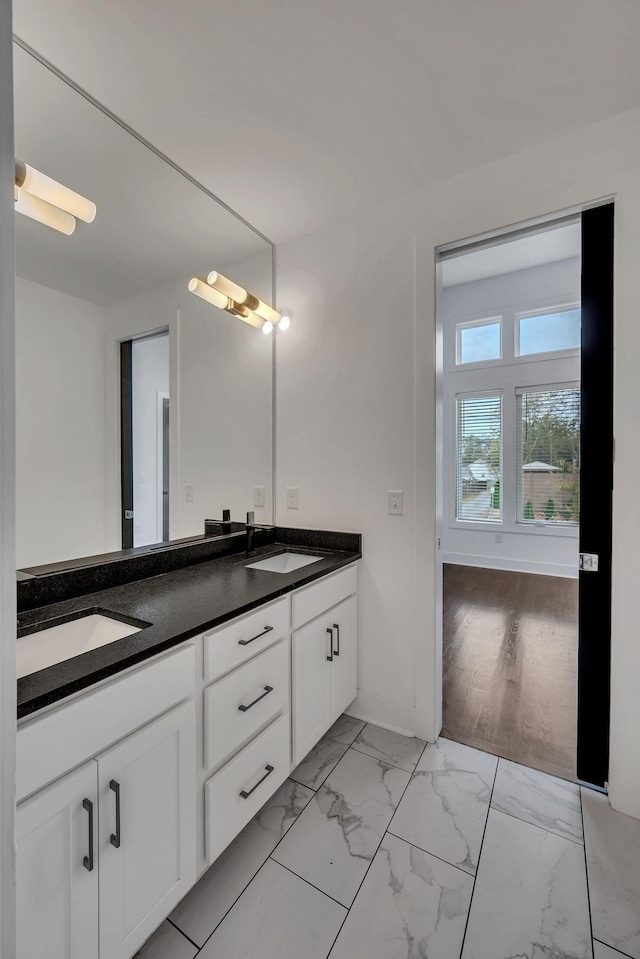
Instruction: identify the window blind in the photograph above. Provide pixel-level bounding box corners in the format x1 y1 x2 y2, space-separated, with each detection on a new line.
455 393 502 523
516 386 580 525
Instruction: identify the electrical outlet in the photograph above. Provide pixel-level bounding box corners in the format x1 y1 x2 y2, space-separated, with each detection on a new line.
388 491 403 515
254 486 266 507
495 533 502 543
185 485 194 503
286 487 299 509
135 525 141 534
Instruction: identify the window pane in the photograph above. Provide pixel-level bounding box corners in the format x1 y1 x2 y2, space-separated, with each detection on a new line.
456 394 502 523
518 308 580 356
517 388 580 525
457 321 501 364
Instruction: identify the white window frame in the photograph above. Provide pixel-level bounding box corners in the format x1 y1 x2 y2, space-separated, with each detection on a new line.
515 301 581 360
455 315 503 367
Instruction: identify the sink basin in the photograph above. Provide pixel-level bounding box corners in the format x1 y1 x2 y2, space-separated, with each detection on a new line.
245 552 323 574
17 612 144 679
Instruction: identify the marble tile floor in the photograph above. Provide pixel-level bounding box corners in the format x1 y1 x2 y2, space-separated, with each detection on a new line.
135 716 640 959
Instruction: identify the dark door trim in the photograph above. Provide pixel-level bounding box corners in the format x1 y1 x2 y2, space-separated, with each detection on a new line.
577 202 614 787
120 340 134 549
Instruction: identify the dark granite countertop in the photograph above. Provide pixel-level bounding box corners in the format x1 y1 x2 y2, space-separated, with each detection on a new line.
17 536 361 720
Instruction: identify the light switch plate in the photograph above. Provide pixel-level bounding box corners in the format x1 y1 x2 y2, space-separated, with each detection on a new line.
286 487 299 509
185 485 194 503
254 486 266 507
388 491 403 515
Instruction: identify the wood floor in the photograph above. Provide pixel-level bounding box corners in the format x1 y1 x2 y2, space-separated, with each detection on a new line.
442 563 578 781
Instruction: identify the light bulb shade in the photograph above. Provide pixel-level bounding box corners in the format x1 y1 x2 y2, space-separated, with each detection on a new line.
188 277 229 309
207 271 248 303
278 315 291 331
14 187 76 235
207 269 281 324
15 160 96 223
235 306 266 330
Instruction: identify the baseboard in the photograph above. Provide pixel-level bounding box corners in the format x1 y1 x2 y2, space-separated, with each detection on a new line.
442 552 578 579
345 690 419 739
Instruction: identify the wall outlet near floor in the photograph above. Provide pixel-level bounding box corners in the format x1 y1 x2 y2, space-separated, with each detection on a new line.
388 491 403 515
185 485 194 503
495 533 502 543
254 486 266 508
286 487 299 509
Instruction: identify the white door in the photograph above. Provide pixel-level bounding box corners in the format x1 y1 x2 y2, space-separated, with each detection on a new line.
329 596 357 720
16 761 99 959
97 700 196 959
292 613 333 765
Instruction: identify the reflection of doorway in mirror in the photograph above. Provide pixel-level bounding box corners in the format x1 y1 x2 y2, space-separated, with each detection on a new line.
157 393 170 543
130 332 170 548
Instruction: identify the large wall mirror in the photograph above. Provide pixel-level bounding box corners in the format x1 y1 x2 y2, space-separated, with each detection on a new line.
13 42 274 571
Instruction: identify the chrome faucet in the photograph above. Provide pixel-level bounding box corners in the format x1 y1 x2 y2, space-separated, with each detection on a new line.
245 511 256 556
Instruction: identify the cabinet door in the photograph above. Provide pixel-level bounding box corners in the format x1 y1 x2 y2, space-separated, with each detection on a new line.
292 613 333 765
329 596 357 720
97 700 196 959
16 761 99 959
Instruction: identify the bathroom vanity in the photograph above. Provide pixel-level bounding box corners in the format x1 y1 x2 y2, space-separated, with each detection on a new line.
15 532 361 959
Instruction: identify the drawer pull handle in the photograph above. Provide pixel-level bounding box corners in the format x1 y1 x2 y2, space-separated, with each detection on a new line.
239 625 273 646
82 798 94 872
333 623 340 657
239 685 274 712
109 780 121 848
240 764 275 799
327 627 334 662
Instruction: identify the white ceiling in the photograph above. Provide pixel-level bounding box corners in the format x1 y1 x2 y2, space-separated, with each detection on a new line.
13 0 640 243
441 223 581 287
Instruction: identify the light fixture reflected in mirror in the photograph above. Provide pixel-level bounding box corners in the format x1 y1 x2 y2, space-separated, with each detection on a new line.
188 271 290 334
14 158 96 235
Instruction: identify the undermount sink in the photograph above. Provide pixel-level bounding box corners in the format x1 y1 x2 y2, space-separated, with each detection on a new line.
245 552 324 574
17 612 144 679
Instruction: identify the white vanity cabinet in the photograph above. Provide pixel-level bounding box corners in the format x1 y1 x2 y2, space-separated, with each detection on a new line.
16 761 99 959
96 701 196 959
16 558 359 959
291 567 358 765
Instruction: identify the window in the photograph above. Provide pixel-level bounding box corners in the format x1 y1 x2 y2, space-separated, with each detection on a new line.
517 387 580 525
456 393 502 523
517 307 580 356
456 318 501 365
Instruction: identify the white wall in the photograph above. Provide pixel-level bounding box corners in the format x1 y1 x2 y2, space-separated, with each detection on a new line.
275 102 640 818
132 333 169 547
15 277 108 566
105 277 273 545
441 259 581 578
0 2 16 949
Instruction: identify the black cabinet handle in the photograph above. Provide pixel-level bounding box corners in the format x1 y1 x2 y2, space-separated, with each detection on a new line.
238 626 273 646
82 798 94 872
110 780 121 848
240 764 275 799
327 627 334 662
239 685 274 712
333 623 340 657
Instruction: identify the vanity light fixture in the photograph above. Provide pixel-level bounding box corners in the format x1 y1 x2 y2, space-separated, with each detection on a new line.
14 159 97 235
188 271 291 334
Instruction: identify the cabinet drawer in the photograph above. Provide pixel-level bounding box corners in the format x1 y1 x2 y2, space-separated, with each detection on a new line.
17 644 195 802
203 597 289 683
204 639 290 772
205 711 290 864
292 565 357 629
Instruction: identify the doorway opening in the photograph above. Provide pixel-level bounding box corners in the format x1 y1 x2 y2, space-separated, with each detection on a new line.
435 207 613 787
120 330 170 549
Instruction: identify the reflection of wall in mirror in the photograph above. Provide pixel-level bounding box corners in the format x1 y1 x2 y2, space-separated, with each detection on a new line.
15 276 108 568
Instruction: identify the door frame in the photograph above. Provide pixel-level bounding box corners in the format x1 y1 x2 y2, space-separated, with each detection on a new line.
156 392 170 543
432 201 614 788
